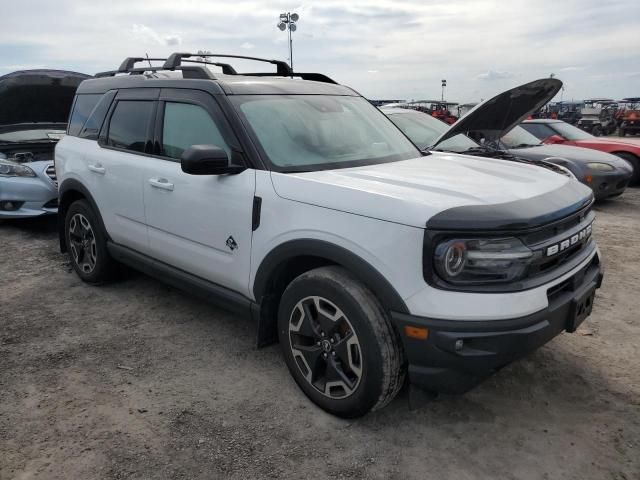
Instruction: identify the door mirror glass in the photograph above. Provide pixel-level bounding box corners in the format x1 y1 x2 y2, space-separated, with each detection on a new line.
180 144 244 175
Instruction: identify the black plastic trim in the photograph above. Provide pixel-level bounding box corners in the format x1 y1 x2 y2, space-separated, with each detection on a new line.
252 196 262 231
57 178 110 253
426 182 593 231
107 242 253 315
253 239 408 313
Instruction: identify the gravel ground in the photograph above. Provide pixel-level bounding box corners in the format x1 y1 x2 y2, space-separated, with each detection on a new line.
1 189 639 480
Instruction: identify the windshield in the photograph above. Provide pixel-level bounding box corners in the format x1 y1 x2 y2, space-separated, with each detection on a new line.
501 126 543 148
0 128 65 144
550 122 594 141
386 110 479 152
231 95 420 172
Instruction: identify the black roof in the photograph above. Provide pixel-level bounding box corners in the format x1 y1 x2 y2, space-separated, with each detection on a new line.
79 53 356 96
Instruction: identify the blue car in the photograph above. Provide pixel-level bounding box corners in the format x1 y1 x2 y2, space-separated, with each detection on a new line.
0 69 89 218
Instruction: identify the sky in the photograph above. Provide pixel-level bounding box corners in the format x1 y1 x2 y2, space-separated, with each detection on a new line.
2 0 639 103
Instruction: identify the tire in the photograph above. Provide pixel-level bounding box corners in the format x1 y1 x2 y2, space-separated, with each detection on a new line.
277 266 405 418
64 199 117 284
592 125 602 137
619 127 626 137
613 152 640 186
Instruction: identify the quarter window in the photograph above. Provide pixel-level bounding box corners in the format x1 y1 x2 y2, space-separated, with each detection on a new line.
107 101 154 153
68 94 101 136
162 102 230 159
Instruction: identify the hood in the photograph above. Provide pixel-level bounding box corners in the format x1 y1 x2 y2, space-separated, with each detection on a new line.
0 70 90 127
271 154 590 229
507 144 632 168
433 78 562 147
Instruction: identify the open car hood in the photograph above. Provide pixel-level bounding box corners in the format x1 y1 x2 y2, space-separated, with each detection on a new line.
0 70 90 127
432 78 562 147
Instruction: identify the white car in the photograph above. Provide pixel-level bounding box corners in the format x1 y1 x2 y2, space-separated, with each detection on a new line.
55 54 603 418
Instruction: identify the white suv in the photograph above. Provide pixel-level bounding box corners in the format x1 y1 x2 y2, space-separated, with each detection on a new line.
55 54 603 418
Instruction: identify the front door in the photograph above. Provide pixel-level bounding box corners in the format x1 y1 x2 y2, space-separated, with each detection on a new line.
143 89 256 297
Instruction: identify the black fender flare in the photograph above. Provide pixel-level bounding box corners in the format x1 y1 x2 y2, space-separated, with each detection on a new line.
57 178 109 252
252 239 409 314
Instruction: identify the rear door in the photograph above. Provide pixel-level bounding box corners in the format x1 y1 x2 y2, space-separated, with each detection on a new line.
90 88 158 252
143 89 256 296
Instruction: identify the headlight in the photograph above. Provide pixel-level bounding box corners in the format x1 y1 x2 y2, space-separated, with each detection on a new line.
434 237 534 285
0 160 36 177
586 162 614 172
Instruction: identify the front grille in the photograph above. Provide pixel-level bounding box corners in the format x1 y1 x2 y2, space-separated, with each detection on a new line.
45 165 57 186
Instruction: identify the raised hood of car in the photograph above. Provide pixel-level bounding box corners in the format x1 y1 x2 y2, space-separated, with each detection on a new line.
432 78 563 148
271 154 592 229
0 70 90 127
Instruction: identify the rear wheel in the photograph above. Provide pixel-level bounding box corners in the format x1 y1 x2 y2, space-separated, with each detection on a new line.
613 152 640 186
65 199 117 284
592 125 602 137
278 266 405 418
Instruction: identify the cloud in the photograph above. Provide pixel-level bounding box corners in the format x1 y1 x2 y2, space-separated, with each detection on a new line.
367 70 379 74
476 70 515 81
131 24 181 46
240 42 255 50
559 66 586 72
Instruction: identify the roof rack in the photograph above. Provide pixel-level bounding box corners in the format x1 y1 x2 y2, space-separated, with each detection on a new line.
95 53 338 84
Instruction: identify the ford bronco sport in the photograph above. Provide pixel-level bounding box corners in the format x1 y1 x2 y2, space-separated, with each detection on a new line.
55 54 603 418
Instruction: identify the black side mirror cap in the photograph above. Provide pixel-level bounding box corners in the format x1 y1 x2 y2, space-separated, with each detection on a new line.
180 144 245 175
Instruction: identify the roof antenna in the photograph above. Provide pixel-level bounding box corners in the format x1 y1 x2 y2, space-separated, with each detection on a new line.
145 53 152 68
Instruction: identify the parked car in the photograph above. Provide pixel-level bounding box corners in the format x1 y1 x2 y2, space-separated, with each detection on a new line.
0 69 89 218
385 78 633 199
617 98 640 137
383 107 574 178
521 118 640 184
56 55 602 418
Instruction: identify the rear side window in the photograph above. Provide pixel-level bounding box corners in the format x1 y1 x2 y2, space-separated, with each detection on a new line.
67 94 101 136
106 101 154 153
161 102 230 159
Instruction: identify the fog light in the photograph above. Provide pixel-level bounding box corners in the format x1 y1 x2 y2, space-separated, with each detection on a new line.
455 339 464 351
0 201 23 211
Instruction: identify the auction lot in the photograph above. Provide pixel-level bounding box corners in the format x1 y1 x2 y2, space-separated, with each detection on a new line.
0 190 638 480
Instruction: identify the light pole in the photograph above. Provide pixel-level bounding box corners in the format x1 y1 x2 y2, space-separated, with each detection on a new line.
278 12 299 71
441 79 447 102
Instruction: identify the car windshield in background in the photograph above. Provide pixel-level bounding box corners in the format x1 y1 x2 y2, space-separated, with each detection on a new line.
550 121 595 141
232 95 420 172
0 128 65 144
501 126 543 148
387 110 479 153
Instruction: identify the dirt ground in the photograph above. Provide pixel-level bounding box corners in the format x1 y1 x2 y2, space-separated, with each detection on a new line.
1 189 639 480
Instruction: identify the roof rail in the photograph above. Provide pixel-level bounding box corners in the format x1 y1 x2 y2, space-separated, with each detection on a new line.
164 52 293 76
118 57 167 72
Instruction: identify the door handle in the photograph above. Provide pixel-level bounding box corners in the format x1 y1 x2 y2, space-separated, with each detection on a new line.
88 164 106 174
148 178 174 191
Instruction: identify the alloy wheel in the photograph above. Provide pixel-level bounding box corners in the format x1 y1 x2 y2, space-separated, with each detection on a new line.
288 296 363 399
68 213 97 274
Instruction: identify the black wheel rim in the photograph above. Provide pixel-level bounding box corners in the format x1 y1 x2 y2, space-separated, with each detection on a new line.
288 296 363 399
68 213 97 274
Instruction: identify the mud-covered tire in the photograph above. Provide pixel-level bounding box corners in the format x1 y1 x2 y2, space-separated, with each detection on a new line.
64 199 117 284
592 125 602 137
618 127 626 137
278 266 405 418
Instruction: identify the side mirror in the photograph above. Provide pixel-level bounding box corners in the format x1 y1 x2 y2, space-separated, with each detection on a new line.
544 135 565 145
180 145 245 175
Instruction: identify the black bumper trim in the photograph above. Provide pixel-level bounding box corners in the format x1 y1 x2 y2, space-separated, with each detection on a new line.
391 255 603 394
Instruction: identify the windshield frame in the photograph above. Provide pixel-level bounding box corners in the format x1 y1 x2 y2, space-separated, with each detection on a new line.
229 94 423 173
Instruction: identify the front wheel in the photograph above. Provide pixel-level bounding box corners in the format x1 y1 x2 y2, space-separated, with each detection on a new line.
592 125 602 137
613 152 640 185
278 266 405 418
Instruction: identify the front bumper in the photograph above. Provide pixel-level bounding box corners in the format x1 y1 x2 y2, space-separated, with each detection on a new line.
391 254 603 394
0 164 58 219
588 170 632 199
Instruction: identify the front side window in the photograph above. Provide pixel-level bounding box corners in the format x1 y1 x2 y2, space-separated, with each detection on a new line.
106 101 154 153
162 102 230 159
231 95 420 172
68 94 101 136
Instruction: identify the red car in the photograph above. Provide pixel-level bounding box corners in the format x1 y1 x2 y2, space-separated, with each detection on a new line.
522 119 639 184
